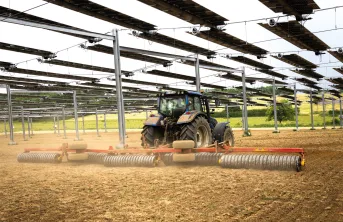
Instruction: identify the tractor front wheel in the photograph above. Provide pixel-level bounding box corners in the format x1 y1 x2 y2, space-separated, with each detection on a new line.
180 116 212 148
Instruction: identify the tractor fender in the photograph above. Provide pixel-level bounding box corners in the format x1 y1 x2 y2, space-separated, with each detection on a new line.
177 111 205 124
144 114 164 126
212 122 230 143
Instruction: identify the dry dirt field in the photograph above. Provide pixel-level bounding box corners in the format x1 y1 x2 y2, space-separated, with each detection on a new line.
0 129 342 221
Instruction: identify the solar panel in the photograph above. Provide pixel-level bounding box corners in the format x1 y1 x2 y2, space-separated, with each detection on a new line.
189 82 226 90
256 69 288 79
0 42 54 59
305 84 322 90
251 78 287 85
0 79 40 87
44 59 129 74
0 75 66 85
220 73 256 84
327 78 343 86
147 70 195 81
5 67 98 82
137 0 228 27
294 78 322 90
328 51 343 63
136 32 216 56
111 78 167 87
278 87 294 94
294 77 317 85
0 61 14 68
259 21 329 52
333 68 343 75
229 56 273 69
235 86 260 93
259 0 320 21
251 92 272 97
193 29 268 56
292 69 324 80
181 59 234 71
87 44 172 66
81 82 158 94
272 54 317 69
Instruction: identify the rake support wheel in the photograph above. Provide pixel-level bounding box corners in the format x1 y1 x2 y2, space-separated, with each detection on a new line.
68 153 89 161
173 153 196 162
69 142 88 150
172 140 195 149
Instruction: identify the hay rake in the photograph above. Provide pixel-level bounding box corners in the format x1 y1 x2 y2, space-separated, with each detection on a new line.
18 140 305 171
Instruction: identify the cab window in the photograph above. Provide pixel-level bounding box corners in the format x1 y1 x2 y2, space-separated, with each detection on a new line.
194 97 202 112
188 97 195 111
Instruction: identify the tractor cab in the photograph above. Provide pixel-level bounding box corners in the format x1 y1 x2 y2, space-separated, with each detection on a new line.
157 91 210 120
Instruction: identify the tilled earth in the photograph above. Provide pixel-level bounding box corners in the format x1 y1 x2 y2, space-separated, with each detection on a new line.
0 129 342 221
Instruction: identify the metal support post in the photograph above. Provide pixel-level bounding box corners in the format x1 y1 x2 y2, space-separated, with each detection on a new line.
104 112 107 133
226 104 229 123
272 78 279 133
322 93 326 129
73 91 81 141
310 90 315 130
146 110 148 120
96 108 100 137
57 115 60 137
241 105 245 130
62 107 67 139
6 85 16 145
340 97 343 129
30 118 33 136
27 116 31 138
195 54 201 92
53 117 57 134
113 29 126 146
242 67 250 136
332 99 336 129
21 107 27 141
82 115 86 134
4 119 7 138
294 84 299 131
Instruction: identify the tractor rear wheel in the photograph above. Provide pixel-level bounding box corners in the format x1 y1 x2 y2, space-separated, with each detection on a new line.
223 127 235 146
141 126 163 147
179 116 212 148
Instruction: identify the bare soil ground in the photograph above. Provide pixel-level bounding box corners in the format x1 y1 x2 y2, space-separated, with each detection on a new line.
0 129 342 222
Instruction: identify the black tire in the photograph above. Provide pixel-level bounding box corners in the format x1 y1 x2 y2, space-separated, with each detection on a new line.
223 127 235 146
179 116 212 148
141 126 164 147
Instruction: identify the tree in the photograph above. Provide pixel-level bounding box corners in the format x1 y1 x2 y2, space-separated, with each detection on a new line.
266 100 296 124
257 86 279 95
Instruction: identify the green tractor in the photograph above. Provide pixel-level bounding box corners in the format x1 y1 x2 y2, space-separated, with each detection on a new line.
141 91 234 148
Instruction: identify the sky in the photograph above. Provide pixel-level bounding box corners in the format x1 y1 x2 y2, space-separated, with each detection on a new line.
0 0 343 95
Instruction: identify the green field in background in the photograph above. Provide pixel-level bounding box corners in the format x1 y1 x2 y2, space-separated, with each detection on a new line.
1 114 339 133
1 94 340 133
